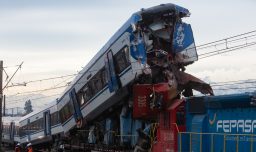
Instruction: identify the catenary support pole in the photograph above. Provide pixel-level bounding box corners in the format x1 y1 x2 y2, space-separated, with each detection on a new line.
0 61 3 150
3 95 5 116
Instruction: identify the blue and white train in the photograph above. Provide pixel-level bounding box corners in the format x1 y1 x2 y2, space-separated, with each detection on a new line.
56 3 211 150
2 117 21 145
18 101 63 149
2 3 213 151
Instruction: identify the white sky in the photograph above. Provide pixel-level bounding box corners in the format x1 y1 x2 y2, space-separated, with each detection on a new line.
1 0 256 108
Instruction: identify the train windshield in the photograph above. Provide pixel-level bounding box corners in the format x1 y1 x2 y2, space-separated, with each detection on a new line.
131 3 198 67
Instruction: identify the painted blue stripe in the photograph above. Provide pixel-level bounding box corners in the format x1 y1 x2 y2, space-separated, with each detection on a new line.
30 129 44 135
62 86 109 127
51 123 61 129
21 135 27 139
119 66 132 77
19 124 61 139
81 85 108 109
20 129 44 138
62 115 74 126
62 64 132 128
80 66 132 111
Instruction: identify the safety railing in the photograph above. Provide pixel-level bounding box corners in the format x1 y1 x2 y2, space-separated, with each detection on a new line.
177 131 256 152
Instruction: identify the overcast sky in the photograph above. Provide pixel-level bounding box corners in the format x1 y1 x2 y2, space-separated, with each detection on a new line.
1 0 256 107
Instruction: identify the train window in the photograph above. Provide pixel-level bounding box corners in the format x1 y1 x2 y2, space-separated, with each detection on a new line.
39 118 42 130
15 126 19 135
3 125 8 134
51 112 60 126
79 67 108 105
114 46 130 74
20 125 28 137
94 74 103 92
14 126 16 135
84 85 93 102
59 101 75 123
91 70 105 94
101 68 108 86
30 121 35 132
89 81 96 95
77 91 85 106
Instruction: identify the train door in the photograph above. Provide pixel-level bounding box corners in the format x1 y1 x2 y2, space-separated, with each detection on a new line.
10 122 14 140
69 88 82 123
105 50 119 93
44 111 51 136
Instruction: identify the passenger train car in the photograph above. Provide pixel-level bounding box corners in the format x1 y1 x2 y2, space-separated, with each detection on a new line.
56 3 212 150
1 3 217 151
19 100 63 149
2 117 21 145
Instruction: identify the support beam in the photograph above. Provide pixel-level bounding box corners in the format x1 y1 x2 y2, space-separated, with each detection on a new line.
0 61 3 150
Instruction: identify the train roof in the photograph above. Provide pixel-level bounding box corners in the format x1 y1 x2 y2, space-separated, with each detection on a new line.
58 3 190 102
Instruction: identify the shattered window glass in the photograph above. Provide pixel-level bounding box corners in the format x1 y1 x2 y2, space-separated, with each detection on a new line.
114 46 130 74
80 68 108 104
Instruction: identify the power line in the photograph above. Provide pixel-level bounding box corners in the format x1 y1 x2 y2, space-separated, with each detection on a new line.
6 80 256 104
5 30 256 99
198 41 256 59
197 30 256 59
3 62 23 90
16 85 67 94
211 80 256 87
5 73 78 89
196 30 256 49
3 64 21 69
7 74 75 103
6 93 60 105
6 59 256 97
6 30 256 88
213 86 256 91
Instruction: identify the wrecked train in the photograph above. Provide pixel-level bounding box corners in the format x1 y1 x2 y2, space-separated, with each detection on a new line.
2 3 214 151
56 3 213 150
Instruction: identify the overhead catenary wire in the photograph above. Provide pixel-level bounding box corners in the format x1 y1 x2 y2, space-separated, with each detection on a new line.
198 41 256 59
6 77 256 105
196 30 256 49
197 30 256 59
6 93 61 105
6 75 75 104
5 54 256 97
14 85 67 95
5 30 256 102
2 64 21 69
6 30 256 89
213 86 256 91
211 80 256 87
3 62 23 90
5 73 78 89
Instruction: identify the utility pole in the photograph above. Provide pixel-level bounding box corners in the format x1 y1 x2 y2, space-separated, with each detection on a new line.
0 61 3 150
3 95 5 116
